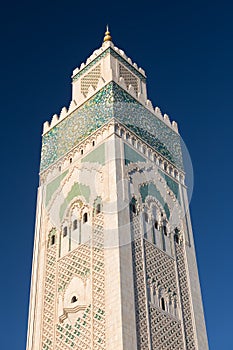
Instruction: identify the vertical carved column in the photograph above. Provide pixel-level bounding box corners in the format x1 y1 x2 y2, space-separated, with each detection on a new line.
175 240 196 349
41 230 57 350
131 212 150 350
91 213 106 349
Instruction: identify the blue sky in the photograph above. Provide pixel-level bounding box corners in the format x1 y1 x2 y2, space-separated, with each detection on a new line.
0 0 232 349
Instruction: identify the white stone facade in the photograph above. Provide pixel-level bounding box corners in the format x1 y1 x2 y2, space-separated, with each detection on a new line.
26 32 209 350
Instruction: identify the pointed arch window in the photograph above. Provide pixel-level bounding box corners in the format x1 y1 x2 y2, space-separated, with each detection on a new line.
63 226 68 237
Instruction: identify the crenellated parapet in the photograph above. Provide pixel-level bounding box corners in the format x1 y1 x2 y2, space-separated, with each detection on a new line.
42 40 179 136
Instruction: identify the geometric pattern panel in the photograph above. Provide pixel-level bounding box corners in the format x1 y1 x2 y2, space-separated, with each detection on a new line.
40 213 106 350
144 240 177 292
119 63 139 94
131 210 187 350
150 305 184 349
81 64 101 96
41 242 57 350
175 242 196 349
91 213 106 350
57 244 92 349
131 213 150 350
55 307 91 350
58 244 91 293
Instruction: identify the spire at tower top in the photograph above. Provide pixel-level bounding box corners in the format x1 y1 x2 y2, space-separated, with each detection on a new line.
103 25 112 42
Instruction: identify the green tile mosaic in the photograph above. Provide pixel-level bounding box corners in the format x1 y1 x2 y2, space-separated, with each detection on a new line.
41 82 183 172
59 182 91 220
140 182 170 219
46 170 68 206
158 169 180 204
124 143 146 165
81 143 105 165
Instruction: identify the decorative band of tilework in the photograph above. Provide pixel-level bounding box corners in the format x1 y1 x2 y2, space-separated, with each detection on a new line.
40 82 183 172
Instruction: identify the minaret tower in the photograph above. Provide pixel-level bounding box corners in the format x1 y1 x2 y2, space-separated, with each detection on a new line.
26 28 209 350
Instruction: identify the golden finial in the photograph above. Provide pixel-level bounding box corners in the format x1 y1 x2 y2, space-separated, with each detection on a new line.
103 25 112 42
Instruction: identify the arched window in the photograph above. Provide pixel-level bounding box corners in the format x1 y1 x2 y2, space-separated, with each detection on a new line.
70 157 72 164
81 149 83 155
154 221 158 230
51 235 55 245
161 297 166 311
63 226 68 237
96 204 101 215
83 212 88 223
73 219 78 230
92 140 95 146
71 296 77 303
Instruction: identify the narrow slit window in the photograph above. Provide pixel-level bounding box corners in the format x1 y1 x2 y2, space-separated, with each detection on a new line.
73 219 78 230
96 204 101 215
70 158 72 164
131 198 137 215
83 213 88 223
63 226 68 237
163 225 167 236
51 235 55 245
154 221 158 230
132 203 136 214
161 297 165 311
